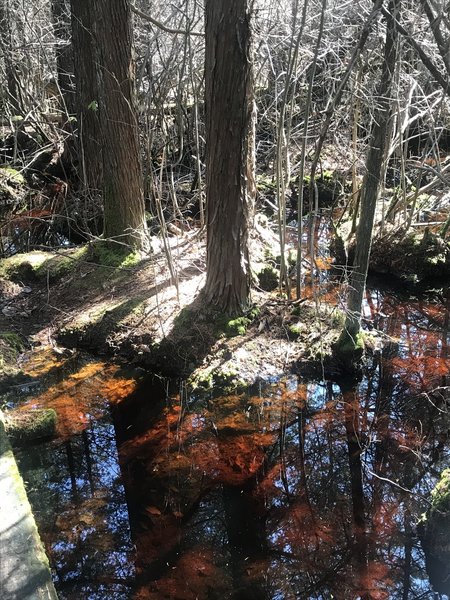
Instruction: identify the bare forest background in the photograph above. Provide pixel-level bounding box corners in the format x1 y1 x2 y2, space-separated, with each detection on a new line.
1 0 449 330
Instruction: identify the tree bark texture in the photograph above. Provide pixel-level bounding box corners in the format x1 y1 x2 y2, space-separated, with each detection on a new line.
345 0 399 339
91 0 148 251
203 0 255 314
70 0 103 191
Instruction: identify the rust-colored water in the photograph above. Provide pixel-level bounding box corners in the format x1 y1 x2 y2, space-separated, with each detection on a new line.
12 283 450 599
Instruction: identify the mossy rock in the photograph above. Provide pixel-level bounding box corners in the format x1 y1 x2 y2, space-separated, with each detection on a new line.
4 408 57 446
418 469 450 595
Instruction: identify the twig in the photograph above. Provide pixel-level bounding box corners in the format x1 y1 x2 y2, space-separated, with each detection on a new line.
130 4 204 37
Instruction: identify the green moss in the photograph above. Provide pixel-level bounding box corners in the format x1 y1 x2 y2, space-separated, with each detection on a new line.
247 306 261 320
430 469 450 511
189 367 246 395
0 166 26 185
334 330 365 364
194 305 261 338
212 369 245 392
256 174 276 191
90 243 140 269
173 306 196 329
288 323 301 340
329 309 346 329
222 307 259 336
418 469 450 595
0 247 88 282
0 251 47 280
224 317 250 337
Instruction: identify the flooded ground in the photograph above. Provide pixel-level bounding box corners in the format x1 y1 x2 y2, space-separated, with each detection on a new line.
10 281 450 599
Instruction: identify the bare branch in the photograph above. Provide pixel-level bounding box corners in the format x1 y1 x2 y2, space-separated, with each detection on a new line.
382 4 450 93
130 3 204 37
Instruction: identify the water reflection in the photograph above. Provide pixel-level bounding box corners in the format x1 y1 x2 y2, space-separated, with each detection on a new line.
14 352 140 599
11 284 450 599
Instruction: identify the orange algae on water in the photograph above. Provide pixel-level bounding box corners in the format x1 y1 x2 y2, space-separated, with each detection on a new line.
20 347 66 377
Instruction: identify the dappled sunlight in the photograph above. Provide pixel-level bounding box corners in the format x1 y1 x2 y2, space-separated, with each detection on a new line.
21 347 66 378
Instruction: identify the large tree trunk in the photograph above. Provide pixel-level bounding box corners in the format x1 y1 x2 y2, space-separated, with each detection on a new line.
342 0 399 344
70 0 103 192
91 0 148 252
203 0 255 314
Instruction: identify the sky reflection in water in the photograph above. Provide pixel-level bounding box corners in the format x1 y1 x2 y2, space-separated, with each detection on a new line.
13 283 450 599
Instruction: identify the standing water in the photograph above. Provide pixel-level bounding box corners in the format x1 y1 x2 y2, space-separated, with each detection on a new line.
10 281 450 599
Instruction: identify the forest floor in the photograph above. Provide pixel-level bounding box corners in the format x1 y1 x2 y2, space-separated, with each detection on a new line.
0 225 351 395
1 204 449 394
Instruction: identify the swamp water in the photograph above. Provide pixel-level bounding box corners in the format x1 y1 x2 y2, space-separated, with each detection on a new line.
8 282 450 600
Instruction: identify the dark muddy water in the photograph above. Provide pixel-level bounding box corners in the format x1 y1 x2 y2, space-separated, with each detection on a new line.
10 282 450 600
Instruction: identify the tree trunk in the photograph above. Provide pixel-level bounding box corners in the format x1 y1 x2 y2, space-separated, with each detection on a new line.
91 0 148 252
343 0 399 344
203 0 255 314
70 0 103 192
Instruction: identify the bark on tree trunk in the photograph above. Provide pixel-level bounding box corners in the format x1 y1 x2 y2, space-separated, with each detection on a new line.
203 0 255 314
91 0 148 252
70 0 103 192
343 0 399 344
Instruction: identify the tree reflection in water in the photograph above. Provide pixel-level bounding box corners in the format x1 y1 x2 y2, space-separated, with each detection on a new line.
14 286 450 599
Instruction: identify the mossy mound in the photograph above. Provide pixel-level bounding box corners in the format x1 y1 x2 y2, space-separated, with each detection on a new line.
418 469 450 595
333 330 365 372
89 242 140 268
257 265 279 291
189 366 247 396
300 170 347 208
4 408 57 446
369 229 450 282
0 247 87 283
